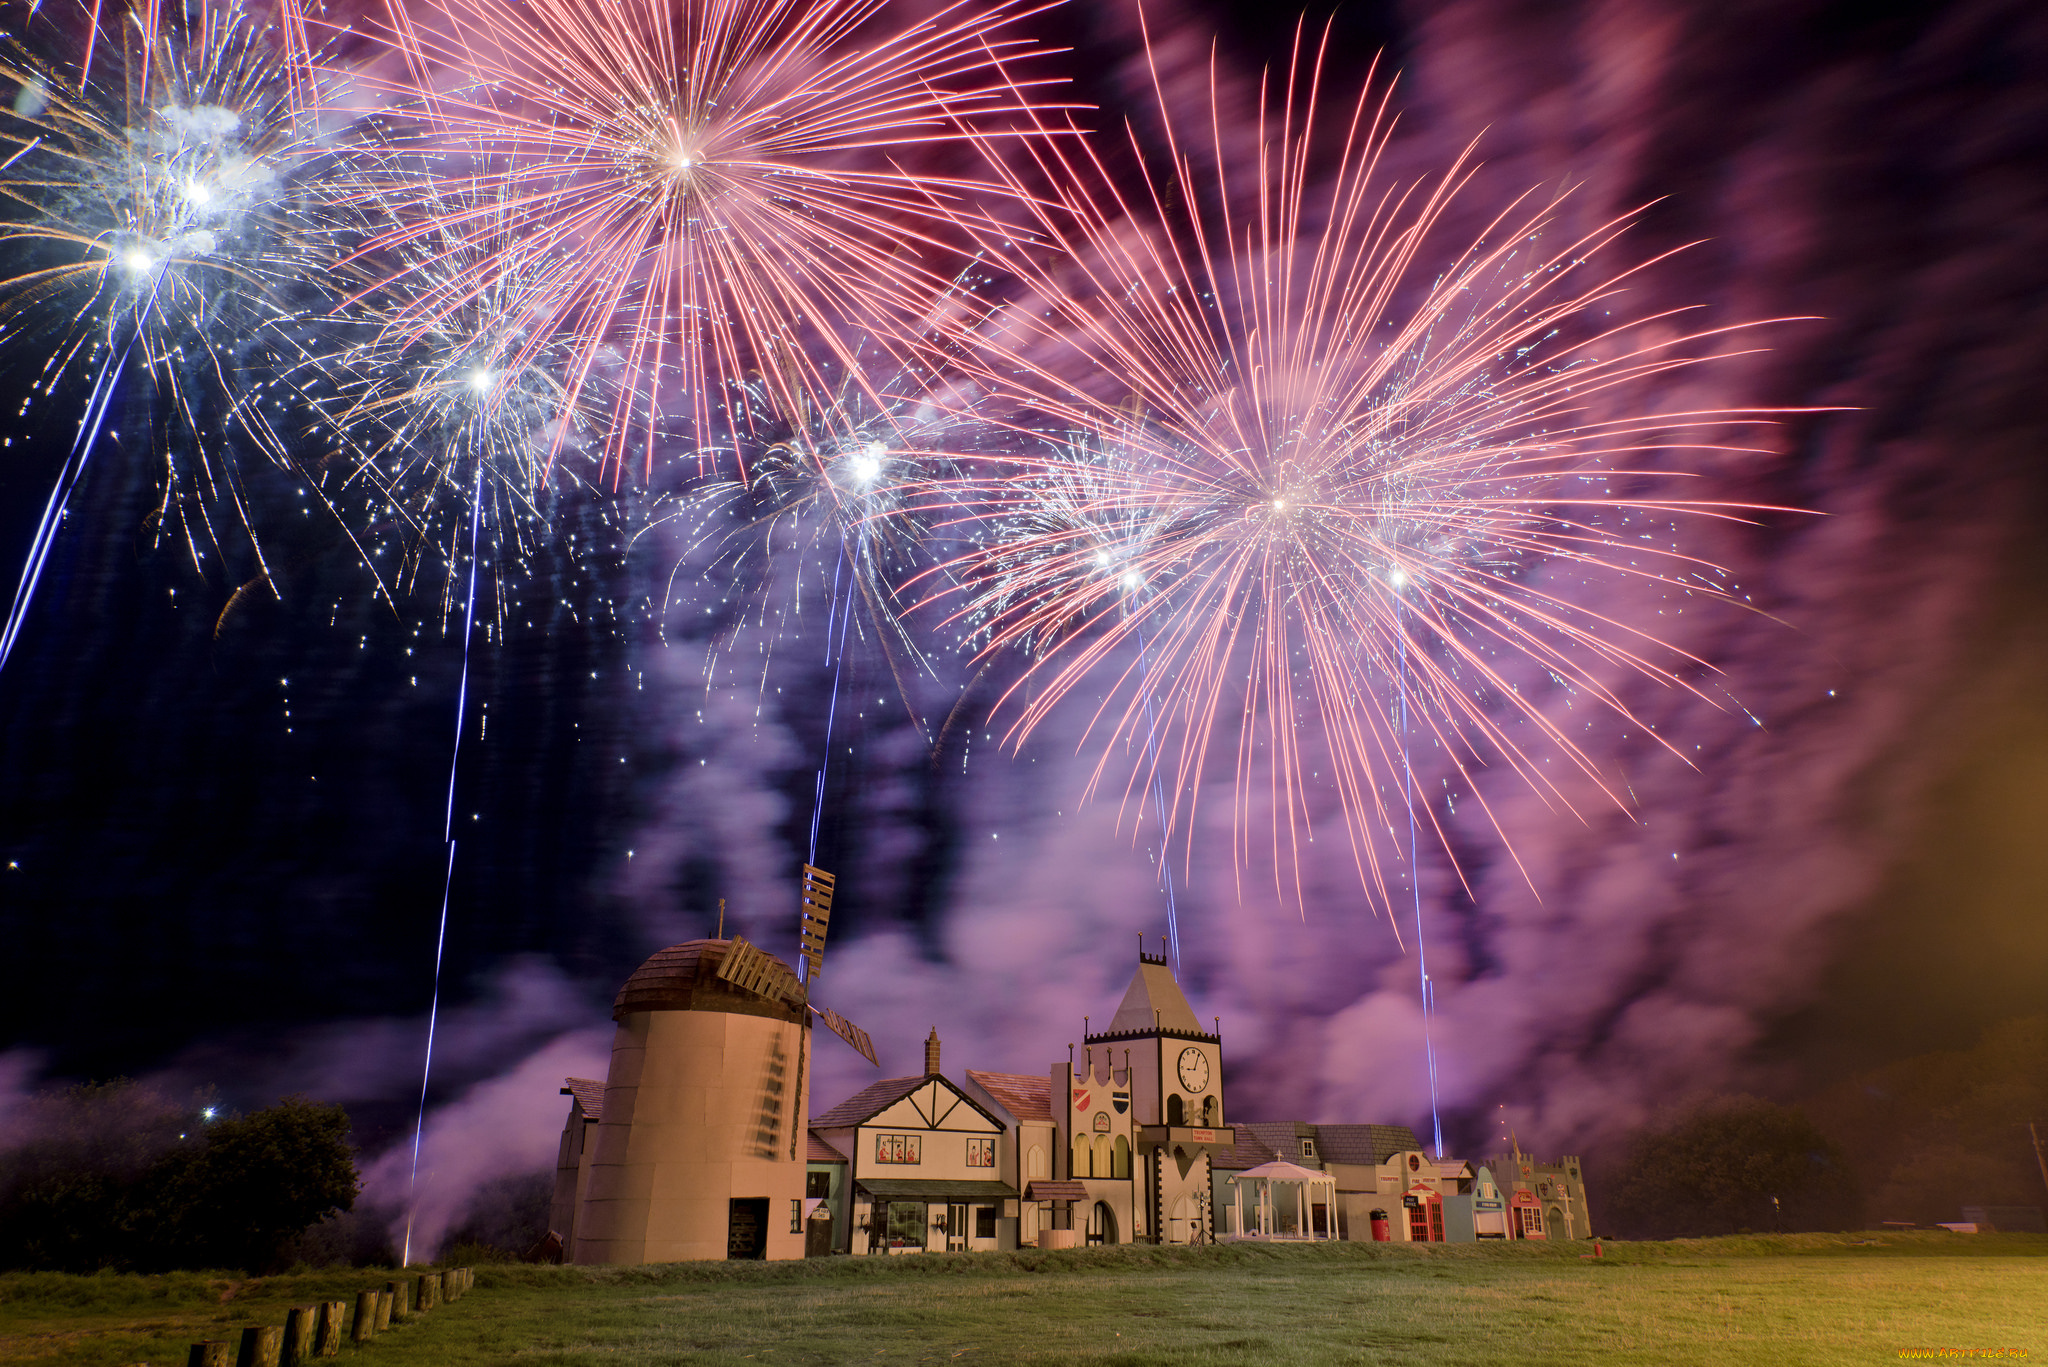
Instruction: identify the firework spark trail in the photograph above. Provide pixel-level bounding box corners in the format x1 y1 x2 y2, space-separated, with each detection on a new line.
0 0 334 663
288 184 613 630
0 306 143 670
401 458 484 1270
930 18 1805 913
321 0 1071 486
629 359 988 877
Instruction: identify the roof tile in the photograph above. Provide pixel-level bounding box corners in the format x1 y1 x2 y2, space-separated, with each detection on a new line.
965 1070 1053 1122
811 1075 924 1129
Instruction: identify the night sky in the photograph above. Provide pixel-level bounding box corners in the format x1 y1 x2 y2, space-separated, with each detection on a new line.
4 0 2046 1253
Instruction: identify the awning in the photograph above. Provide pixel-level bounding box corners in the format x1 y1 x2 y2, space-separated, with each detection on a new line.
1024 1181 1088 1203
856 1178 1019 1201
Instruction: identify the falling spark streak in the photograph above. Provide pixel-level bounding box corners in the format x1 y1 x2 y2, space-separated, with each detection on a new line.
323 0 1072 483
933 18 1810 915
401 459 484 1270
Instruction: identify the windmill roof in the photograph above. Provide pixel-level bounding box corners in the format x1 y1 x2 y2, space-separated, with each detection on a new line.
613 939 805 1025
966 1070 1054 1122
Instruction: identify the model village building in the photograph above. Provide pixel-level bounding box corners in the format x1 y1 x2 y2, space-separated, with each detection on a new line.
550 936 1592 1261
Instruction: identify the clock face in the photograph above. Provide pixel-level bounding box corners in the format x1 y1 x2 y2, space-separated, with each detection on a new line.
1177 1047 1210 1094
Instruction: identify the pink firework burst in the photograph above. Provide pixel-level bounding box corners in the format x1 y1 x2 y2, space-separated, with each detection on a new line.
327 0 1068 482
935 20 1807 913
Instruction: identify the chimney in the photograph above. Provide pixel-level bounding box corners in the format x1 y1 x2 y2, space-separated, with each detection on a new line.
924 1026 942 1077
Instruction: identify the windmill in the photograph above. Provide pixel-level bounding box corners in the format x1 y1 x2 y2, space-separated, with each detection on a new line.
716 863 878 1067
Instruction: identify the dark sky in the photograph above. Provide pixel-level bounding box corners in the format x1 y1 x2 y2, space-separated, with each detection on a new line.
4 0 2046 1251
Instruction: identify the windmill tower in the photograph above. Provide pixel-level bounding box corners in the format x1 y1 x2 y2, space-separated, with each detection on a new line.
569 866 876 1264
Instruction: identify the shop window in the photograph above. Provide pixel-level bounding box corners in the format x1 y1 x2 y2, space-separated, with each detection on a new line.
887 1201 927 1249
875 1134 921 1164
966 1137 994 1168
975 1206 997 1239
806 1171 831 1199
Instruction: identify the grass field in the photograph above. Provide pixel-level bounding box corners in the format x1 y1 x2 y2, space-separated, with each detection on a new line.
2 1232 2042 1366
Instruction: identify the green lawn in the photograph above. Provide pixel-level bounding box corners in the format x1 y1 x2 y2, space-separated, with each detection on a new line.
3 1233 2042 1366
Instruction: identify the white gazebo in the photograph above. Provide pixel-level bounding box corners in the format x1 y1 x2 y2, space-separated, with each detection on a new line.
1224 1160 1339 1241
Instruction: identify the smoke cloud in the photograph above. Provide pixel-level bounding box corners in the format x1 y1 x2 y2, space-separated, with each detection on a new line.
605 0 2048 1163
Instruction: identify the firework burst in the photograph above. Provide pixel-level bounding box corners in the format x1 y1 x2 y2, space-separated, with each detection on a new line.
290 186 615 629
325 0 1067 484
938 22 1798 911
0 0 329 662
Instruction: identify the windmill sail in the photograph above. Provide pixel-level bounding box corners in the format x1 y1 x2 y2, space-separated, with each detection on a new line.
814 1005 878 1067
798 864 835 980
716 936 797 1002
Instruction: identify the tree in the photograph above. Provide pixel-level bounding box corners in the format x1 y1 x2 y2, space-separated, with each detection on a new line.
1605 1096 1861 1238
0 1084 360 1273
0 1080 200 1272
142 1096 361 1272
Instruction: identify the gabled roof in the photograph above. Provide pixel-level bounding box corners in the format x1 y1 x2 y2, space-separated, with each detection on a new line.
807 1132 847 1164
1094 960 1207 1038
966 1070 1053 1122
1210 1128 1279 1172
560 1077 606 1122
1312 1124 1422 1166
812 1076 925 1129
812 1073 1006 1132
1241 1122 1320 1168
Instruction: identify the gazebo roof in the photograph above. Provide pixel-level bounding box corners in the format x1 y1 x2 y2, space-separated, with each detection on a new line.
1232 1160 1332 1182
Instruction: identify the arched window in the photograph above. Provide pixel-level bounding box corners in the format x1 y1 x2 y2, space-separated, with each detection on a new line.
1168 1195 1190 1244
1073 1136 1092 1178
1166 1094 1186 1126
1112 1135 1130 1178
1027 1144 1047 1179
1093 1135 1113 1180
1200 1095 1217 1126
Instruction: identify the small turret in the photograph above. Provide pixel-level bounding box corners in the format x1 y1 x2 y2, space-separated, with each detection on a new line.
925 1026 942 1077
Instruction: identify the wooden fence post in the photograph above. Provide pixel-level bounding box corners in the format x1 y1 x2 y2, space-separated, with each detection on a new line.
386 1279 409 1323
314 1300 345 1357
415 1270 438 1312
280 1307 315 1367
374 1287 393 1331
186 1341 230 1367
235 1324 281 1367
352 1289 379 1343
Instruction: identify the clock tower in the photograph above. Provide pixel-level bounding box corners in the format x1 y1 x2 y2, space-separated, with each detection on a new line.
1084 946 1233 1243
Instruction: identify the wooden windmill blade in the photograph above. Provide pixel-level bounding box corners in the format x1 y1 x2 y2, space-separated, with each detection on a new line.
798 864 836 979
716 936 798 1003
813 1004 879 1067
